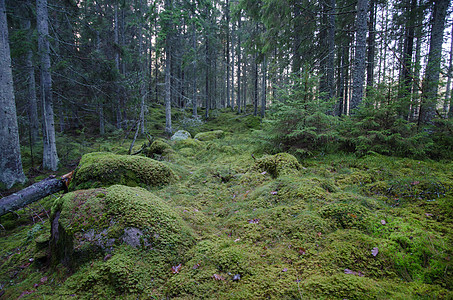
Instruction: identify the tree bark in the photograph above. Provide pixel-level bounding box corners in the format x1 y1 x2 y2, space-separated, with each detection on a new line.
419 0 450 124
164 0 172 134
350 0 368 111
261 57 267 118
24 19 39 144
37 0 59 171
327 0 336 99
226 0 230 108
366 0 375 91
445 22 453 117
0 0 27 189
0 176 69 217
237 18 241 114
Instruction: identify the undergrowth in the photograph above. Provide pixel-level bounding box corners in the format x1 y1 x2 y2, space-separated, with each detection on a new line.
0 109 452 299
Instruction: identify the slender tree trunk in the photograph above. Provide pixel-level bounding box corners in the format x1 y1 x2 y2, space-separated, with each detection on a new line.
398 0 417 118
237 18 241 114
292 2 302 75
420 0 450 124
24 19 39 144
192 19 197 118
0 0 27 188
231 23 235 111
410 31 422 121
164 0 172 134
327 0 336 99
350 0 368 111
366 0 375 91
445 22 453 117
138 0 146 135
205 34 210 118
338 46 346 116
37 0 59 171
165 42 172 134
226 0 230 108
154 19 159 104
260 57 267 118
242 53 247 113
114 3 122 129
254 54 258 116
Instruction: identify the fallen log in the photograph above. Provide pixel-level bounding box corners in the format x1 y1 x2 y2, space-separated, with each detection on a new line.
0 171 73 218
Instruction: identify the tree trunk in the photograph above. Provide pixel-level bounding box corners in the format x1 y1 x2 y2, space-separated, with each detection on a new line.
192 21 197 118
350 0 368 112
0 176 70 217
164 0 172 135
445 22 453 117
138 0 146 135
254 53 258 116
205 30 210 119
398 0 417 118
24 19 39 144
237 18 241 114
419 0 450 124
165 44 172 134
37 0 59 171
231 23 235 111
0 0 27 189
261 57 267 118
366 0 375 91
226 0 230 108
327 0 336 99
114 3 122 129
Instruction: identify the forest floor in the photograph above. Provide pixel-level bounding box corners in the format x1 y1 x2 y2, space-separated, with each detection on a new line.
0 109 452 299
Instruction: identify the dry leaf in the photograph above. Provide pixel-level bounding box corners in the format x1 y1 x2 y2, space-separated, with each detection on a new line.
371 247 379 257
171 264 182 274
212 274 225 281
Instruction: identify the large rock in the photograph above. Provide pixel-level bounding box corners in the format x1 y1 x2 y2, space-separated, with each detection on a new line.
50 185 195 268
70 152 176 190
170 130 192 141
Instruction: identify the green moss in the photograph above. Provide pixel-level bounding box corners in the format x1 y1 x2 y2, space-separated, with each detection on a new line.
143 139 174 158
70 152 177 190
194 130 225 141
319 203 371 230
51 185 195 268
254 153 302 178
173 138 205 150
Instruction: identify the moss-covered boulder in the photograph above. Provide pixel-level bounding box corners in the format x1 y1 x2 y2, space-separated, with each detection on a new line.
194 130 225 141
143 139 174 158
254 153 302 178
50 185 195 268
171 130 192 141
70 152 177 190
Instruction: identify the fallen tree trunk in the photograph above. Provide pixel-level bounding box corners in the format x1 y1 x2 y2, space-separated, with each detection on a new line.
0 172 73 218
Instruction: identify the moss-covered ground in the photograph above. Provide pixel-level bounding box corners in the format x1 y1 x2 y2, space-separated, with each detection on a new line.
1 109 452 299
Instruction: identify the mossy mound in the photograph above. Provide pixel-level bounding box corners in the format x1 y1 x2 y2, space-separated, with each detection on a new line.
194 130 225 141
70 152 177 190
173 138 205 150
319 203 371 230
143 139 174 158
254 152 302 178
51 185 195 268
